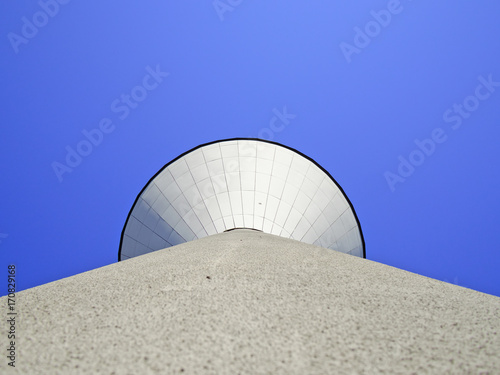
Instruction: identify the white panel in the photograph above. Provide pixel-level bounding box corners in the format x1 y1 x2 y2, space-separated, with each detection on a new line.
268 177 285 198
164 181 182 201
223 216 235 229
183 210 204 235
312 214 330 237
346 228 360 252
264 195 280 222
176 172 195 192
234 215 244 228
202 144 221 162
270 224 282 236
336 233 350 253
340 212 355 233
151 193 170 218
144 208 161 231
332 193 348 215
241 191 255 217
148 233 168 250
183 185 203 210
293 190 311 213
292 217 311 241
302 227 318 245
282 184 299 206
256 142 275 160
254 191 267 217
256 158 273 175
239 157 256 172
137 225 155 246
238 140 257 157
306 164 324 186
226 172 241 192
125 216 142 238
171 194 190 218
223 156 239 174
323 200 340 223
283 208 302 234
213 218 225 233
175 219 196 241
216 192 232 217
262 218 273 233
301 177 318 199
134 199 151 222
162 204 182 227
169 159 189 179
121 235 137 258
193 204 210 225
342 208 357 232
211 174 228 195
205 195 222 220
274 148 293 166
228 191 243 215
274 201 292 227
142 184 161 205
331 218 346 240
253 216 264 231
319 178 338 199
168 230 185 246
155 170 174 191
220 143 239 158
207 159 224 176
243 214 254 228
286 168 305 189
133 242 149 258
197 178 215 199
352 234 363 249
291 154 310 172
255 173 271 194
191 163 210 183
241 171 255 191
185 149 205 169
204 221 217 235
272 162 289 181
155 219 174 241
312 188 330 210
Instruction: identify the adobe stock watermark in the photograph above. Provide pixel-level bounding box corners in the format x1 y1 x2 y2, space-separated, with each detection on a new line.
213 0 243 21
0 233 8 245
384 74 500 192
339 0 410 63
52 64 169 183
258 106 297 141
7 0 72 54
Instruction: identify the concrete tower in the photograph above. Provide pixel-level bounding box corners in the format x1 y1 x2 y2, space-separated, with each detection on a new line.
3 139 499 374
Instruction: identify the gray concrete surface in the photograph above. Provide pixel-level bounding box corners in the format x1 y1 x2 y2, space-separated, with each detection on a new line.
2 229 500 374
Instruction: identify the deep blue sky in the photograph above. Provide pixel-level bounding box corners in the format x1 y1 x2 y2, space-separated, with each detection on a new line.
1 1 499 297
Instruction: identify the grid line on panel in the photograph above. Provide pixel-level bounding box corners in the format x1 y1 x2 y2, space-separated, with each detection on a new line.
261 145 277 229
201 143 227 232
220 151 236 229
183 160 210 239
237 141 246 229
273 161 293 237
238 150 257 228
281 159 311 237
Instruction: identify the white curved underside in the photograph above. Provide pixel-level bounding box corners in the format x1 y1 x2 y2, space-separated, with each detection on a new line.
121 140 363 259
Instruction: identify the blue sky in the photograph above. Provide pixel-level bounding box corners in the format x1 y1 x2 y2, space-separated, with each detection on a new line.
1 1 499 297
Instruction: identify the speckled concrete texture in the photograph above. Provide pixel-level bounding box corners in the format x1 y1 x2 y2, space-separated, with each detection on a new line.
3 229 500 374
